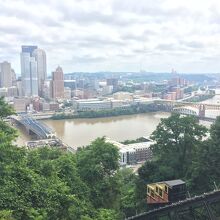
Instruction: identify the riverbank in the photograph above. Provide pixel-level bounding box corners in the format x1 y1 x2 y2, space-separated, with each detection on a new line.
51 104 158 120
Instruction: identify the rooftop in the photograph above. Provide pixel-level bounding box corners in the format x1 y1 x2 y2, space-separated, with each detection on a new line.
164 179 185 187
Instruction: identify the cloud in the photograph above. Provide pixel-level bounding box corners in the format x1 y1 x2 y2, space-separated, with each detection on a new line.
1 0 220 73
72 55 107 64
181 41 204 49
156 43 178 51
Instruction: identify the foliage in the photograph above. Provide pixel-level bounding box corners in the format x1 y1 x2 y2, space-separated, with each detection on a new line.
150 114 207 177
117 169 139 219
188 116 220 193
52 104 157 120
0 210 14 220
121 137 147 145
0 97 15 119
118 86 135 93
1 98 220 219
77 138 120 209
0 100 122 219
95 209 119 220
0 97 17 143
184 85 199 94
137 113 220 213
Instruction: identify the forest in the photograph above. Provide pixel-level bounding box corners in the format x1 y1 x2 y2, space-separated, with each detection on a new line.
52 104 157 120
0 98 219 219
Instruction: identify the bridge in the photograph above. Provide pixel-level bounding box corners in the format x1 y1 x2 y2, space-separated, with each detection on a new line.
127 190 220 220
11 115 56 139
153 100 220 120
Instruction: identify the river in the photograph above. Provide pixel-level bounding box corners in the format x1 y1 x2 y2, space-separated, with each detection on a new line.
16 91 220 148
16 112 170 147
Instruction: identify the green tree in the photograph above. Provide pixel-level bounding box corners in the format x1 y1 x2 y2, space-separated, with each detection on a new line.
136 114 207 211
96 209 119 220
0 97 17 143
189 116 220 193
150 114 207 177
77 137 120 209
0 97 15 119
118 168 138 219
0 210 14 220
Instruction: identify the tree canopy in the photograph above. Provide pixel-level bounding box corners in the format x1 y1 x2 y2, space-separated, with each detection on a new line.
0 99 220 219
137 113 220 211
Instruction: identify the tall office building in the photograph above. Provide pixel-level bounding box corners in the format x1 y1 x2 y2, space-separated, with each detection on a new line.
51 66 64 99
20 46 38 97
33 48 47 96
0 61 13 88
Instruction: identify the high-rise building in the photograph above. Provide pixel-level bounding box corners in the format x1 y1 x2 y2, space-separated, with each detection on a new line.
33 48 47 96
51 66 64 99
20 45 38 97
11 69 16 86
106 78 119 92
0 61 13 88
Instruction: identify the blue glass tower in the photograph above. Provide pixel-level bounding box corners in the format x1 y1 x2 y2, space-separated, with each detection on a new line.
20 45 39 97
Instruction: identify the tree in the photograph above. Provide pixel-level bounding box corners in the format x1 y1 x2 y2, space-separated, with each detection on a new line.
77 137 120 209
118 168 138 218
189 116 220 193
150 114 207 177
0 97 15 120
136 114 208 211
0 210 14 220
0 97 17 143
95 209 119 220
0 100 127 219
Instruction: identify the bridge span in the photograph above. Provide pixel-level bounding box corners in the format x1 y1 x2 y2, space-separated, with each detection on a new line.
153 99 220 120
11 115 56 139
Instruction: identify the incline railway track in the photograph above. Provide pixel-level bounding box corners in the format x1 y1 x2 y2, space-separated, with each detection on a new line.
127 190 220 220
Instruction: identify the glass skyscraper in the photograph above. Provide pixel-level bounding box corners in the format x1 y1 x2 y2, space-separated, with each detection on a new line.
33 49 47 96
20 46 38 97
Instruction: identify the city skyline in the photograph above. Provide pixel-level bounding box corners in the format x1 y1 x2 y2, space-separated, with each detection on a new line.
1 0 220 73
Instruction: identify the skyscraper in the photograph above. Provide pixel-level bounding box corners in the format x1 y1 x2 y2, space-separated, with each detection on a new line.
0 61 13 88
33 48 47 96
51 66 64 99
20 45 38 97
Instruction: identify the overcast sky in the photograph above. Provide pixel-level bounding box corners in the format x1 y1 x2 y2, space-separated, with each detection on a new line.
1 0 220 73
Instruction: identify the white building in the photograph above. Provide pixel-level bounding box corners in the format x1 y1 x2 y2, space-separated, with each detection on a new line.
105 137 154 166
73 99 112 111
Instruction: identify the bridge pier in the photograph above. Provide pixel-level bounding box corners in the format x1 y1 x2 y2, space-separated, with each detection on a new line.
199 104 206 118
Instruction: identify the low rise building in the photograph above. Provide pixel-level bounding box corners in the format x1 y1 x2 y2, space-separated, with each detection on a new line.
49 102 59 111
101 85 113 96
113 92 133 101
40 102 50 111
64 87 72 99
106 137 154 166
73 99 112 111
13 98 28 112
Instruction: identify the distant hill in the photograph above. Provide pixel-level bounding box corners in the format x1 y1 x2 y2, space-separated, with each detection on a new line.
64 72 215 83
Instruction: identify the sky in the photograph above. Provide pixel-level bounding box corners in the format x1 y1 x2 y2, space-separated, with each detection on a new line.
1 0 220 74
